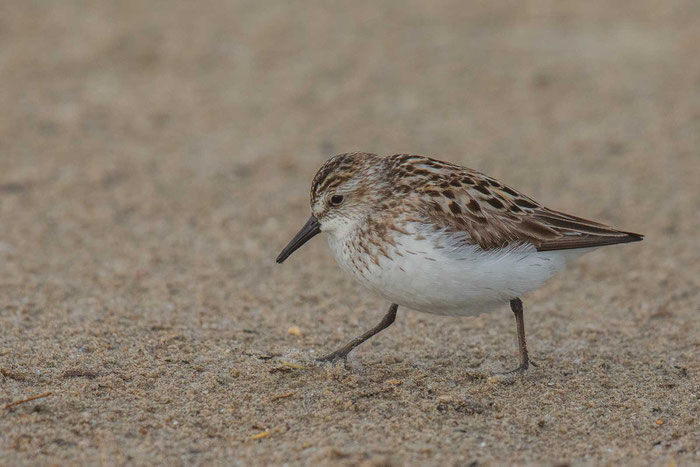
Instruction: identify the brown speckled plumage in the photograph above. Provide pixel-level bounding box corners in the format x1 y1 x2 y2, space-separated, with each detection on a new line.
311 152 643 253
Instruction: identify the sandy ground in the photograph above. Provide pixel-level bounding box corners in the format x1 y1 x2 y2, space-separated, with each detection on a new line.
1 1 699 465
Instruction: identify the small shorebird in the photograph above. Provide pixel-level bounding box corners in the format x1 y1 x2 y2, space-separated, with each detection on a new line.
276 153 642 372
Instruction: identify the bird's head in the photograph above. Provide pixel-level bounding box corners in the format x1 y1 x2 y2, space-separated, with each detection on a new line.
276 152 386 263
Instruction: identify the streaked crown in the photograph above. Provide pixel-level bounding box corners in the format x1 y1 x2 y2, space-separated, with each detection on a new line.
308 152 391 234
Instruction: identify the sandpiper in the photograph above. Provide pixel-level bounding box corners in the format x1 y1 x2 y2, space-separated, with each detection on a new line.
276 153 642 372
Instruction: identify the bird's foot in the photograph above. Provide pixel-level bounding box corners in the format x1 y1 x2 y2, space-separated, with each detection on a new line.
316 350 349 365
498 359 537 375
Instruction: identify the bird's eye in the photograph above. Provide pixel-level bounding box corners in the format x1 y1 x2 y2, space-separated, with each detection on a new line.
329 194 344 206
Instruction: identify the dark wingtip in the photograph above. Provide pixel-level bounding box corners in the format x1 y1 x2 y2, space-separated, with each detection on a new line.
624 232 644 243
536 230 644 252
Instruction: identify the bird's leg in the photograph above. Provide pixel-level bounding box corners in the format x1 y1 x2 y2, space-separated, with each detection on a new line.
317 303 398 363
502 298 537 373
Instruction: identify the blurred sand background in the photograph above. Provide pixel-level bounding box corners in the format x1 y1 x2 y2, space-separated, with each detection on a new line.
1 1 698 465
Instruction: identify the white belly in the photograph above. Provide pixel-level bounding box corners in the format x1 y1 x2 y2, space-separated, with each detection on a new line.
327 226 588 316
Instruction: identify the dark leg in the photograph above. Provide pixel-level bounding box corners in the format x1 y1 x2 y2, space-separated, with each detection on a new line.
504 298 537 373
317 303 398 363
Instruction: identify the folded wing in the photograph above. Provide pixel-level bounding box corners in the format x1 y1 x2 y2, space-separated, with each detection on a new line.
390 155 643 251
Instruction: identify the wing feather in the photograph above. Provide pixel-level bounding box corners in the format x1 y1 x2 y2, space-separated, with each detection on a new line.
389 154 643 251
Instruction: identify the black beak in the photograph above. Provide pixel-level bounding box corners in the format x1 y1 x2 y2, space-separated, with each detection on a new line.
276 215 321 264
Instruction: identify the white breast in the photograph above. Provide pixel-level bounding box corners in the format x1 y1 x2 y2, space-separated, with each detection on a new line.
327 223 589 316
